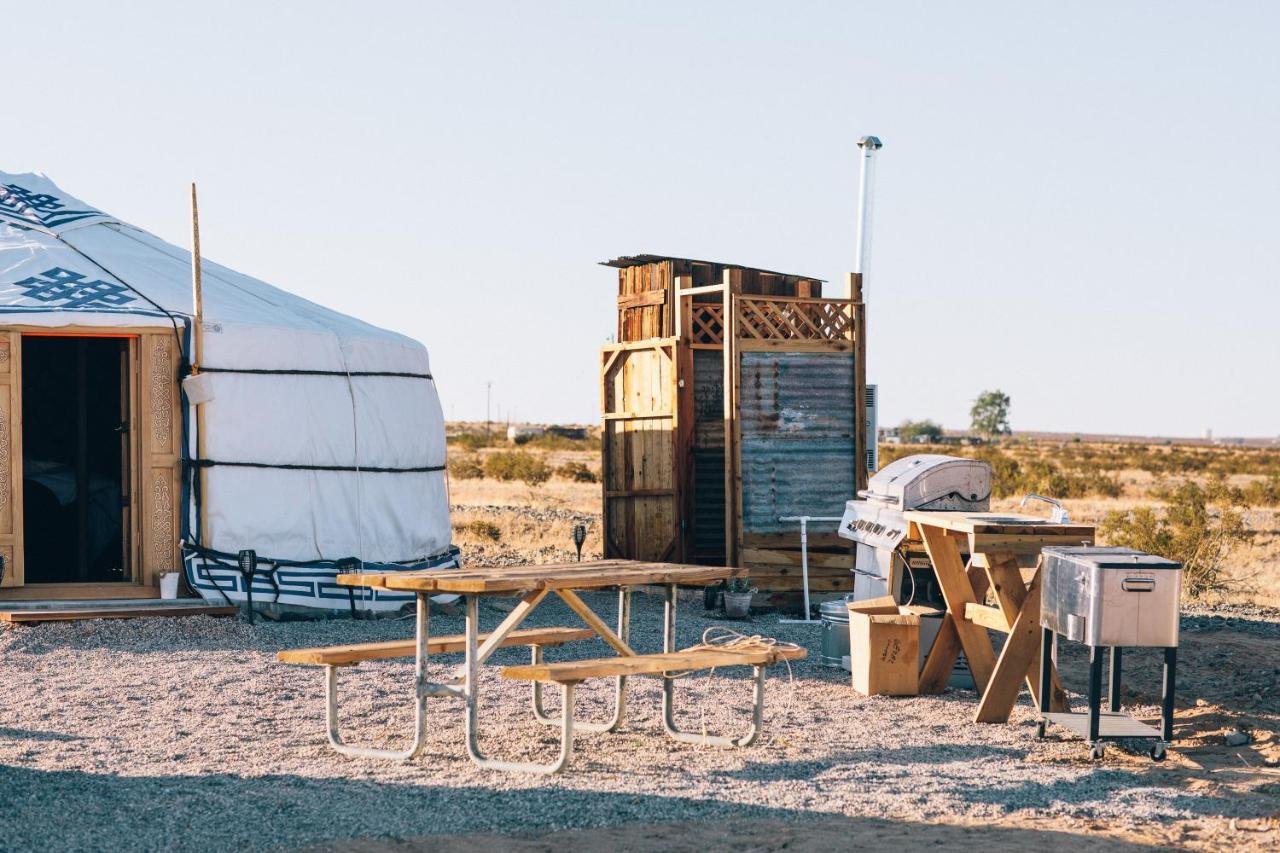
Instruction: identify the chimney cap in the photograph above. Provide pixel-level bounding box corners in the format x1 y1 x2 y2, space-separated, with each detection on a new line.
858 135 883 150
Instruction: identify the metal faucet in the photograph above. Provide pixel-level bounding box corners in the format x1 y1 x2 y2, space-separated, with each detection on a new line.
1021 494 1070 524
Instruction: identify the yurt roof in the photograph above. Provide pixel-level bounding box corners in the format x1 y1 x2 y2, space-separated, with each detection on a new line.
0 172 420 364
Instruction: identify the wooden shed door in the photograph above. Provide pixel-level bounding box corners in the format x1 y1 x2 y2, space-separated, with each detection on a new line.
136 332 182 586
601 340 682 562
0 332 22 587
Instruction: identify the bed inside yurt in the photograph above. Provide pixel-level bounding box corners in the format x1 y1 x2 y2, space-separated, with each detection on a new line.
0 172 456 616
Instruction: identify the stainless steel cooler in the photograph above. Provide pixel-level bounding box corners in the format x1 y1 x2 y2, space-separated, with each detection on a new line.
1037 546 1182 760
1041 546 1182 647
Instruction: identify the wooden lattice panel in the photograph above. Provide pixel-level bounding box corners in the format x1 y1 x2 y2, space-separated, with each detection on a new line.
737 297 853 342
689 303 724 345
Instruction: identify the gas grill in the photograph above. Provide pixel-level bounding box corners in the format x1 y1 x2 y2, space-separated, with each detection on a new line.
838 454 993 604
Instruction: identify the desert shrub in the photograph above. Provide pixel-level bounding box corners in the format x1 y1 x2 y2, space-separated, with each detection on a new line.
521 432 592 451
973 447 1029 498
898 419 944 443
448 431 492 451
1100 481 1251 598
448 455 484 480
455 519 501 542
484 451 551 486
1241 475 1280 507
555 461 599 483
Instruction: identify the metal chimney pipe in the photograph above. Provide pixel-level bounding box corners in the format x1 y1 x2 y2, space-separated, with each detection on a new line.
853 135 883 286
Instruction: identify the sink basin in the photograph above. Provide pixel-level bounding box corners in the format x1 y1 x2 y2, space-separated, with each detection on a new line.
971 515 1050 525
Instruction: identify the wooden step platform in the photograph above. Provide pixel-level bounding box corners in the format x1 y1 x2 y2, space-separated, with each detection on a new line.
0 599 238 624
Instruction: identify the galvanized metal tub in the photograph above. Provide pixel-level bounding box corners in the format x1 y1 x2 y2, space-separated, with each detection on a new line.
819 599 852 667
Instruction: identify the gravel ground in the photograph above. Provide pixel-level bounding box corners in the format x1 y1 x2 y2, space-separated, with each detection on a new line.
0 593 1276 852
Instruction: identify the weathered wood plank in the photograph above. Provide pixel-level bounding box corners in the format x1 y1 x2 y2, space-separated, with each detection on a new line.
277 626 593 667
975 569 1048 723
1 604 238 624
339 560 748 594
502 646 807 683
919 525 997 694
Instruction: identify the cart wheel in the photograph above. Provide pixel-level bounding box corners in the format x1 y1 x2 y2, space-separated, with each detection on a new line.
1150 742 1167 762
1036 720 1047 739
1089 743 1105 761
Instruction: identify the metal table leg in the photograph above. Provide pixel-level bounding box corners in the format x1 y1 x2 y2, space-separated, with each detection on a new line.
1108 646 1123 713
1087 645 1104 758
325 592 458 761
659 583 764 747
1036 627 1053 737
531 586 631 732
463 594 575 773
1161 646 1177 742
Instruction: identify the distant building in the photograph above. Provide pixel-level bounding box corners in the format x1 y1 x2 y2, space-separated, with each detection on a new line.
546 425 588 440
507 426 545 443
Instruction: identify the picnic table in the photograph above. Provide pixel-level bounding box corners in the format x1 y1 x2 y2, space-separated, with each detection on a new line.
905 511 1095 722
278 559 803 774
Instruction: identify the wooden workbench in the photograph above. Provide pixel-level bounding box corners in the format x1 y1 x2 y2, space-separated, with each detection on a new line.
903 511 1095 723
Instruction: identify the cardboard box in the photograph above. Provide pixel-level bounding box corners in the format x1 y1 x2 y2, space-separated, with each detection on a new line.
847 610 921 696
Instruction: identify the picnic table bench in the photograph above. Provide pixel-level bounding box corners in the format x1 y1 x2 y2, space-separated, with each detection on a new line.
277 559 804 773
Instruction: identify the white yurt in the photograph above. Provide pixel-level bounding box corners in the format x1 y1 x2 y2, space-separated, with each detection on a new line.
0 172 456 614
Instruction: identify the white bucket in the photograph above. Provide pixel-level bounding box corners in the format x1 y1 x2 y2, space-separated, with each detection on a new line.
159 572 180 600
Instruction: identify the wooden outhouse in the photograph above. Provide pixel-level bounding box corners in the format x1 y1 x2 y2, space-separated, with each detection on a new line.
600 254 869 600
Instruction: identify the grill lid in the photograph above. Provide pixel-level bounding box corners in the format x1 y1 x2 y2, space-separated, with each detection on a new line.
860 454 992 511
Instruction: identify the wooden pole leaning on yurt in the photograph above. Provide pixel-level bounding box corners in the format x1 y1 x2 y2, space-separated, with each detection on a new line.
190 183 210 546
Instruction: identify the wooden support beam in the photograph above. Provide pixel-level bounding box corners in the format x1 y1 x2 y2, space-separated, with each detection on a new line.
617 289 667 310
676 283 727 298
723 268 742 568
555 588 636 657
470 588 549 668
975 568 1051 723
919 525 997 694
919 563 990 693
849 271 868 492
964 602 1012 632
984 554 1068 712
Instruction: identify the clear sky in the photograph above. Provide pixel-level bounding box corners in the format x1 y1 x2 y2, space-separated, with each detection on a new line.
6 2 1277 437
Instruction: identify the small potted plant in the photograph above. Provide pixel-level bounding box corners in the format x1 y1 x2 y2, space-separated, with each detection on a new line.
722 577 756 619
157 569 180 600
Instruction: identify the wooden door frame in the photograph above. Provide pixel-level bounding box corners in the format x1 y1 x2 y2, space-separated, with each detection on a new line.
600 338 683 563
0 325 181 594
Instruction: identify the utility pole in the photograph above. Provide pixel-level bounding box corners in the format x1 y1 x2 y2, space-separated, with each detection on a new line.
485 380 493 436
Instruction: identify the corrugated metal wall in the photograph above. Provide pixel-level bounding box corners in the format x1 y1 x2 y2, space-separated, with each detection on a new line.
738 351 857 535
691 349 725 562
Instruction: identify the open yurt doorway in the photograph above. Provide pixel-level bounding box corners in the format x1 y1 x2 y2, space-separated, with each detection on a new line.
21 335 131 584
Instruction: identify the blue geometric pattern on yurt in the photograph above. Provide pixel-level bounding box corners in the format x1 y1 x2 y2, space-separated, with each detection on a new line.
0 182 104 229
183 547 462 611
12 267 137 309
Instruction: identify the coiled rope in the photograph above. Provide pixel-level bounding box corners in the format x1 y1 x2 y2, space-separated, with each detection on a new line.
670 626 802 748
671 626 803 674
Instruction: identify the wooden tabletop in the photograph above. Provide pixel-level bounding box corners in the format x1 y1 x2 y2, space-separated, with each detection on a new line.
903 510 1095 537
337 559 749 594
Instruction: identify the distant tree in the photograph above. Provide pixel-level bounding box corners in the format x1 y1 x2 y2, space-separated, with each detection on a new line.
898 419 944 443
970 390 1012 440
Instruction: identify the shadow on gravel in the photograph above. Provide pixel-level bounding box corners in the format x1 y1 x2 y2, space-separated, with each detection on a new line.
0 763 1172 853
713 743 1033 782
314 814 1176 852
956 769 1272 819
0 726 83 742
